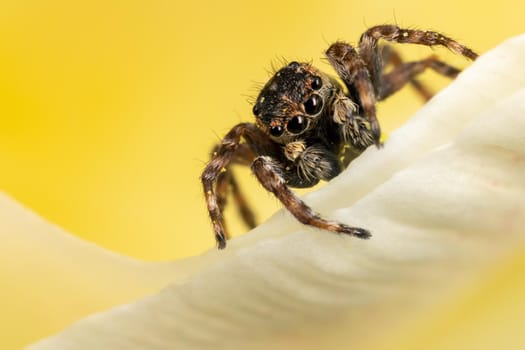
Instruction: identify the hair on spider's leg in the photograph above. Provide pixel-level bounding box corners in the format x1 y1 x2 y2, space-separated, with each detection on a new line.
251 156 371 239
325 42 381 147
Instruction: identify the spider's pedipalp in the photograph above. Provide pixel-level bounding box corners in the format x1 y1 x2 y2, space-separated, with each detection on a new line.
325 42 381 146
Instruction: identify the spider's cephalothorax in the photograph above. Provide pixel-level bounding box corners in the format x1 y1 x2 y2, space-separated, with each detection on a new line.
201 24 478 249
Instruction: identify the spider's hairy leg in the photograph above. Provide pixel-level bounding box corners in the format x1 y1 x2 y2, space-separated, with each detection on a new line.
228 171 257 228
251 156 371 239
202 123 263 249
213 143 257 229
381 46 433 101
379 55 462 101
215 171 257 230
359 24 478 61
325 42 381 146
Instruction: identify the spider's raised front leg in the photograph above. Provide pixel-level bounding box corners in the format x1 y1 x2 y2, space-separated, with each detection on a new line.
251 155 370 239
202 123 270 249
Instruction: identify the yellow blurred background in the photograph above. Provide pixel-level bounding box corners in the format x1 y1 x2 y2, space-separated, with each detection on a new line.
1 1 525 350
0 0 523 261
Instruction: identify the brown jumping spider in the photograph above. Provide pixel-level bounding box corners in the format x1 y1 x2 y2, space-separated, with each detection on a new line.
202 24 477 249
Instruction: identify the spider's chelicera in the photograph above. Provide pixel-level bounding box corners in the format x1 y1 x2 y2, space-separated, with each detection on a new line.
202 24 477 249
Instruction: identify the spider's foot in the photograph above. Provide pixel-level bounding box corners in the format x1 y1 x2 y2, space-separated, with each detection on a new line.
340 225 372 239
216 233 227 250
370 120 382 148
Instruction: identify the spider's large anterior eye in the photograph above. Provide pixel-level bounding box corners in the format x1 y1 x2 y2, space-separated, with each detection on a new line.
269 125 284 137
304 94 323 115
311 76 322 90
286 116 307 134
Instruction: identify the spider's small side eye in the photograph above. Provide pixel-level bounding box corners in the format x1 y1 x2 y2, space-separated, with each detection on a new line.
269 125 284 137
304 94 323 115
288 61 300 69
252 104 259 116
311 76 322 90
286 116 307 134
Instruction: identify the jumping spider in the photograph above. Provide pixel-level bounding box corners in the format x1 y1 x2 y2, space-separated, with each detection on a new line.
202 24 477 249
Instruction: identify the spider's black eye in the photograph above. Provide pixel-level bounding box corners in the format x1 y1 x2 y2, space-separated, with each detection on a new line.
252 104 259 116
311 76 322 90
286 116 307 134
287 61 300 69
269 125 284 137
304 94 323 115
